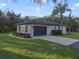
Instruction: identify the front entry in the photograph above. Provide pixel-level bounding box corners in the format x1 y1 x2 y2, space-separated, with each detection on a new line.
33 26 47 36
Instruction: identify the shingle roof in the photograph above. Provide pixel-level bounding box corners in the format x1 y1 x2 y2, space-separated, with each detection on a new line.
20 18 60 26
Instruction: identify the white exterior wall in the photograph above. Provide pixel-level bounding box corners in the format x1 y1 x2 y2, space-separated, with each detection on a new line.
60 26 66 34
19 25 26 33
17 24 33 37
47 26 61 35
17 24 66 37
17 25 19 32
27 25 33 37
47 26 55 35
62 26 66 34
56 26 58 30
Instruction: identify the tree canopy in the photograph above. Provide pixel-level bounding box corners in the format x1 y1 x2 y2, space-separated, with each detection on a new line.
0 10 22 32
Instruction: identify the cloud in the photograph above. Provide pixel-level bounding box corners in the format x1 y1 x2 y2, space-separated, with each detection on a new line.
31 7 34 9
74 3 79 7
42 0 47 3
36 7 40 11
0 3 7 7
31 7 40 11
71 7 75 10
30 7 41 13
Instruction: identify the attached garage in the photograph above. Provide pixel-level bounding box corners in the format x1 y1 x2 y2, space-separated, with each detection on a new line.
33 26 47 36
17 18 66 37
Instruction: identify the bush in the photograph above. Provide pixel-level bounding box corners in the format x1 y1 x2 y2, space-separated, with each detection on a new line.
13 32 31 38
51 30 62 35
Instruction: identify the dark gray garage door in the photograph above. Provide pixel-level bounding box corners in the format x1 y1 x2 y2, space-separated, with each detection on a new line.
34 26 47 36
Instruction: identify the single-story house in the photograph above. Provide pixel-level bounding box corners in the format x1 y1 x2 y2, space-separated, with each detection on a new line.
17 19 66 37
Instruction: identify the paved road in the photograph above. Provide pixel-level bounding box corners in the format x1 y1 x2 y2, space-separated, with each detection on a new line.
33 36 79 46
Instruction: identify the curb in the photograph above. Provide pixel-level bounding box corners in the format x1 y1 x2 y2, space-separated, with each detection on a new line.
9 34 34 40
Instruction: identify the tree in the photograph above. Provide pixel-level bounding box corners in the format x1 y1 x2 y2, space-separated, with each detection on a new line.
6 11 22 32
0 10 6 32
34 0 69 34
66 9 72 34
52 0 69 33
0 10 22 33
23 16 31 22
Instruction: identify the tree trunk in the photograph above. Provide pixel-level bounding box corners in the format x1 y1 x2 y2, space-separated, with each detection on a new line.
68 26 71 35
1 26 4 33
60 10 63 34
60 0 63 34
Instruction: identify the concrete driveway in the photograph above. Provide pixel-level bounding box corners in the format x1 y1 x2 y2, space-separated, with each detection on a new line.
33 35 79 46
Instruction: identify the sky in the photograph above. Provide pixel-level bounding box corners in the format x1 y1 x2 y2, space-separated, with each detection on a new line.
0 0 79 17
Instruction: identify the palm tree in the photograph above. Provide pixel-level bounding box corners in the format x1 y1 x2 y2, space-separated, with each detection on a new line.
66 9 72 35
34 0 68 34
52 0 68 31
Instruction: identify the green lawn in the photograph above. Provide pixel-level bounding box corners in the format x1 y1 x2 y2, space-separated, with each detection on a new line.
0 33 78 59
62 32 79 40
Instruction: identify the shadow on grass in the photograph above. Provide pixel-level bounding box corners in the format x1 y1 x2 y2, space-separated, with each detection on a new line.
0 49 32 59
0 34 78 59
0 40 77 59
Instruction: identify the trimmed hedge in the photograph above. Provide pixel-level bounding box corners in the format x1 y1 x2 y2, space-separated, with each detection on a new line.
51 30 62 35
13 32 31 38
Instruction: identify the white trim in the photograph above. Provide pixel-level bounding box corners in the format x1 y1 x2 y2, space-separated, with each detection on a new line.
17 24 66 37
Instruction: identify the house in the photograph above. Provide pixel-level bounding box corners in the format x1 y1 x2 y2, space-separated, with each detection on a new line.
17 18 66 37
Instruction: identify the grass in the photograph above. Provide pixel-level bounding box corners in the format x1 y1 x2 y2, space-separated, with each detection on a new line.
61 32 79 40
0 33 78 59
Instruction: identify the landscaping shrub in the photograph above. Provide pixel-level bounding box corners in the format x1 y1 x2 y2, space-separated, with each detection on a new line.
51 30 62 35
13 32 31 38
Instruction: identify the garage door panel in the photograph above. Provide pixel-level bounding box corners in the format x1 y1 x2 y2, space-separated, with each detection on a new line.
34 26 47 36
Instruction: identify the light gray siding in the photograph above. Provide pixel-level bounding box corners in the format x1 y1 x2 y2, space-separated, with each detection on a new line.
47 26 55 35
17 24 66 37
17 25 26 33
62 26 66 34
17 25 20 32
27 25 33 37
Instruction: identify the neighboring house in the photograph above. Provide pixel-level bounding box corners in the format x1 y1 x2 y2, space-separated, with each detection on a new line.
17 18 66 37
